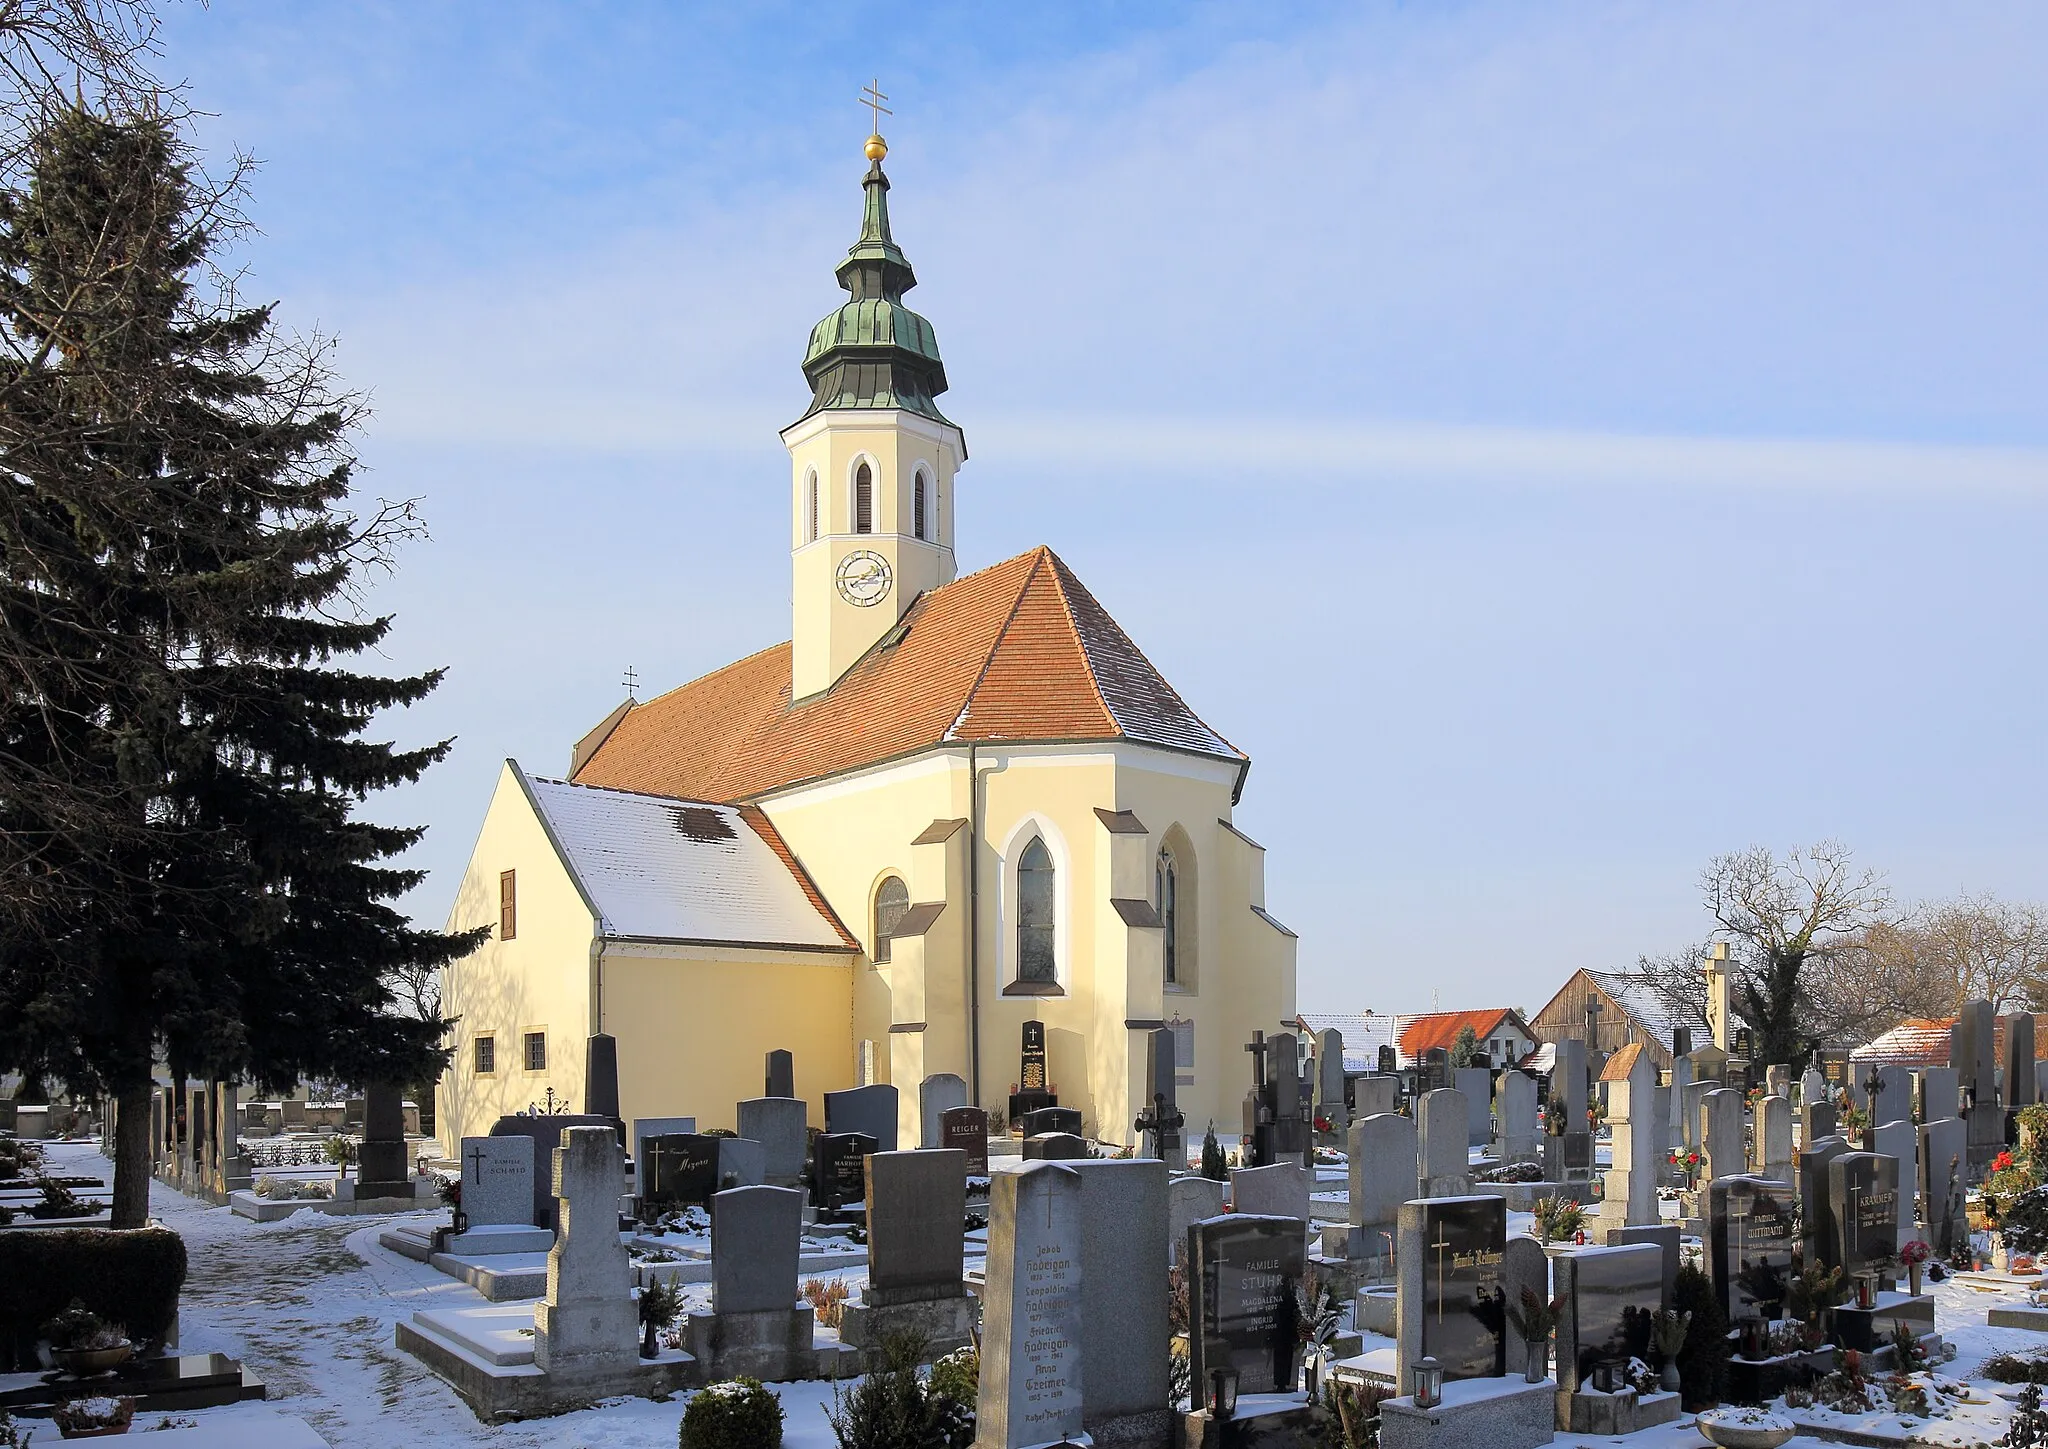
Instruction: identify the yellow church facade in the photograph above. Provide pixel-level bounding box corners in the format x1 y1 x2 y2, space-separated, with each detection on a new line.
435 136 1295 1157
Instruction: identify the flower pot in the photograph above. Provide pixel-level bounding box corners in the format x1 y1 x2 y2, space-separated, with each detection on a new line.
1909 1263 1922 1297
51 1342 132 1375
1661 1361 1681 1393
1524 1340 1547 1383
1696 1411 1795 1449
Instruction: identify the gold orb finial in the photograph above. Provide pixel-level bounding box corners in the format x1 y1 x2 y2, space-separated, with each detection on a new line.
859 80 892 162
865 133 888 161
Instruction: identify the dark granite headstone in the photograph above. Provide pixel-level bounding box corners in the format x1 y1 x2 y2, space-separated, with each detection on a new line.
864 1149 968 1306
765 1048 795 1100
1023 1105 1083 1138
812 1130 878 1211
1188 1214 1305 1397
1556 1244 1661 1392
824 1084 899 1152
1830 1152 1901 1278
1020 1019 1049 1091
1563 1132 1594 1180
1138 1027 1185 1162
356 1081 411 1198
1799 1135 1851 1269
645 1133 719 1209
1709 1175 1797 1321
1425 1046 1450 1092
1024 1132 1088 1160
1403 1195 1508 1381
1378 1045 1398 1075
941 1105 990 1175
489 1112 617 1228
584 1033 622 1129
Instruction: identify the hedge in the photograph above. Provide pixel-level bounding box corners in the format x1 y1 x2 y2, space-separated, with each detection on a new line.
0 1226 187 1370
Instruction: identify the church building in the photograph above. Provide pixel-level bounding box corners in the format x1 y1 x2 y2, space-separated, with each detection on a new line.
435 132 1297 1154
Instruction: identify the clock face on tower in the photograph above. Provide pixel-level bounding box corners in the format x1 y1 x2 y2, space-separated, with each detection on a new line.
835 549 893 607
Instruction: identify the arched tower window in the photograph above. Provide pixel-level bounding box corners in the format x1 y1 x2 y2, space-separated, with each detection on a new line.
1157 845 1179 985
854 462 874 535
873 875 908 964
805 470 819 543
913 473 928 540
1016 838 1056 983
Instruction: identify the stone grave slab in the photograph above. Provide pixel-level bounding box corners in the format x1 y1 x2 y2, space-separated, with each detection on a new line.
1554 1243 1660 1393
711 1184 804 1314
1189 1213 1306 1397
812 1130 878 1211
1168 1176 1227 1266
975 1163 1084 1449
1708 1175 1796 1322
1397 1193 1508 1388
920 1074 969 1148
941 1105 990 1175
826 1083 899 1152
736 1098 806 1185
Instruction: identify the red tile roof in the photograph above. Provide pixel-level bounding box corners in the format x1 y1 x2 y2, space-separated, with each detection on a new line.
1398 1009 1524 1060
573 546 1243 802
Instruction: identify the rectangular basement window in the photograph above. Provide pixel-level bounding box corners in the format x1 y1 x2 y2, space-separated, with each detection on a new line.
474 1035 495 1076
524 1031 547 1073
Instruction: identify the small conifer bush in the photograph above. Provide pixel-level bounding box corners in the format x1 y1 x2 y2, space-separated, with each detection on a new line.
681 1377 784 1449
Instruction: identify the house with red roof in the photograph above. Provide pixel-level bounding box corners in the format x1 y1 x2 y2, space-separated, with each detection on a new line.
1396 1009 1539 1068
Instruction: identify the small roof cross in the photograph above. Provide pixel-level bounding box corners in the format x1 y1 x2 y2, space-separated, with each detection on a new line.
860 79 892 134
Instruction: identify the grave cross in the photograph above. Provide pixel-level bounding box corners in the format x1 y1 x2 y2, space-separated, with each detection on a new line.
1432 1222 1453 1322
1585 997 1603 1051
1245 1030 1269 1088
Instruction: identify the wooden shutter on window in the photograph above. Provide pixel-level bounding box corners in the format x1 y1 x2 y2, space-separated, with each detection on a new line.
500 870 517 940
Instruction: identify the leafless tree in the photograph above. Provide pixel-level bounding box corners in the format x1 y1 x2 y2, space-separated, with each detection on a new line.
384 960 442 1026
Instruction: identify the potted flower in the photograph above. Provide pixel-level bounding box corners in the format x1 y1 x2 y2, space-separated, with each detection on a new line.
42 1300 132 1376
1504 1288 1562 1382
51 1394 135 1438
1900 1239 1931 1296
637 1276 682 1359
1650 1308 1691 1392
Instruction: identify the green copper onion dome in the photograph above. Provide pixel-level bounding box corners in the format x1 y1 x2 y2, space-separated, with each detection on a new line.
797 143 953 426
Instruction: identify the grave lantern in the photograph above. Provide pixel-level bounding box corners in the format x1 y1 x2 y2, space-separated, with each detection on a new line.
1592 1359 1618 1394
1855 1273 1875 1310
1207 1366 1239 1420
1412 1355 1443 1410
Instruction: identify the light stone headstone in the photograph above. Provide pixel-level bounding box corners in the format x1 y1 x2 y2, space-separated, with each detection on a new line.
1329 1112 1412 1273
1168 1175 1227 1266
1417 1087 1471 1196
1498 1070 1538 1165
1603 1047 1659 1226
459 1136 535 1227
1876 1066 1913 1126
1756 1095 1794 1184
1353 1076 1399 1119
975 1163 1083 1449
1231 1160 1311 1224
1668 1057 1694 1151
1317 1029 1349 1133
1453 1067 1493 1147
826 1083 899 1152
736 1097 807 1185
711 1183 803 1314
1766 1064 1790 1097
1873 1119 1919 1249
919 1074 969 1149
1680 1079 1711 1153
1799 1067 1827 1110
1700 1087 1745 1184
631 1115 696 1199
1067 1159 1170 1441
533 1125 637 1373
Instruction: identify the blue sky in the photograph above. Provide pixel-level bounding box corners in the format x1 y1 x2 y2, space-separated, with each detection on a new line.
157 3 2048 1015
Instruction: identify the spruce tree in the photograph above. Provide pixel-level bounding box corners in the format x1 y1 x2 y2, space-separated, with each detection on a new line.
0 106 480 1225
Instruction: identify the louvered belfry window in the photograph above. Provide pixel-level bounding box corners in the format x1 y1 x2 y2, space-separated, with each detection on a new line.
855 462 874 534
913 475 927 540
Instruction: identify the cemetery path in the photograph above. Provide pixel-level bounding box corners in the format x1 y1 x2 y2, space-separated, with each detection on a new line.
43 1144 859 1448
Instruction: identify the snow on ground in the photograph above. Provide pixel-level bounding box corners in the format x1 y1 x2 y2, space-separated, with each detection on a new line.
36 1141 861 1448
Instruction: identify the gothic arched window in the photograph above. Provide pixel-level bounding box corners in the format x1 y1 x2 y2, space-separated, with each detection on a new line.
1017 838 1056 983
855 462 874 534
805 471 819 543
873 875 908 964
913 473 928 540
1157 845 1179 985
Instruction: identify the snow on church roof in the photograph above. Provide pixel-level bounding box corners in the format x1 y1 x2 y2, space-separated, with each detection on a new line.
517 768 858 953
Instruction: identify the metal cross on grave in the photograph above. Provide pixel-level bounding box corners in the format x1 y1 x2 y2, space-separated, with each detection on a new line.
465 1140 487 1185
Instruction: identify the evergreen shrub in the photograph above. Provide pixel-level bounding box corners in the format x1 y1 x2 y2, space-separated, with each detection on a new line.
0 1227 185 1370
680 1377 783 1449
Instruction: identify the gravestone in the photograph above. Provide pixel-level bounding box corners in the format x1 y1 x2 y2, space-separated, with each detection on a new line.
459 1136 535 1226
2009 1015 2039 1109
1873 1120 1918 1249
863 1150 968 1305
1797 1135 1851 1269
1136 1027 1185 1163
975 1163 1083 1449
1418 1087 1472 1196
1230 1161 1311 1224
1958 1000 2002 1171
1266 1029 1307 1161
1500 1234 1550 1365
1396 1194 1508 1388
812 1131 878 1211
1354 1075 1400 1118
1919 1067 1960 1125
1801 1100 1839 1145
1189 1213 1307 1396
941 1105 991 1175
1168 1176 1227 1267
645 1133 720 1209
1022 1105 1083 1138
632 1115 697 1198
1378 1044 1399 1076
281 1098 306 1129
585 1033 624 1137
1799 1067 1827 1110
1708 1175 1796 1322
712 1184 803 1313
1554 1243 1662 1393
1604 1223 1682 1311
1454 1067 1494 1148
1919 1116 1967 1257
1007 1019 1056 1124
825 1084 899 1152
1700 1088 1745 1185
736 1098 806 1186
765 1049 795 1099
1679 1079 1711 1155
1068 1159 1171 1445
1756 1094 1793 1184
1498 1070 1538 1165
1024 1132 1087 1161
1328 1112 1415 1274
1557 1037 1592 1178
919 1074 969 1149
1876 1066 1914 1126
533 1126 637 1373
1317 1028 1349 1133
1601 1047 1659 1227
1423 1047 1451 1093
491 1113 617 1229
716 1136 765 1190
356 1082 412 1199
1765 1065 1790 1098
1829 1152 1902 1282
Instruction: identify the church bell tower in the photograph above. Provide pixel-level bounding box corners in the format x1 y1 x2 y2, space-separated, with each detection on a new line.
784 124 965 702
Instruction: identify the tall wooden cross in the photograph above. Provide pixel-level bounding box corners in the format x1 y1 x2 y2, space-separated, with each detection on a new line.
860 79 891 132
